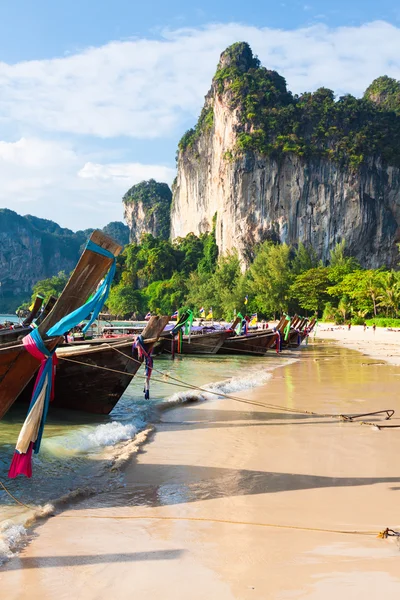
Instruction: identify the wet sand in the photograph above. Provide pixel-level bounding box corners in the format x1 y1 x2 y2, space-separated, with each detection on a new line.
316 324 400 366
1 342 400 599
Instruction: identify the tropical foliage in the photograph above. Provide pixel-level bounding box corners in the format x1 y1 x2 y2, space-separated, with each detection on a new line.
26 233 400 325
178 42 400 169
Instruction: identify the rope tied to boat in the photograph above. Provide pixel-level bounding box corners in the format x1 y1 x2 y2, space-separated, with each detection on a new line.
1 477 400 541
58 351 395 429
133 335 153 399
377 528 400 539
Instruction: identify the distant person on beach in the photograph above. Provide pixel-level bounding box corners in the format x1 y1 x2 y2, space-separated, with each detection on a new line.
363 322 367 332
373 323 376 332
348 322 351 331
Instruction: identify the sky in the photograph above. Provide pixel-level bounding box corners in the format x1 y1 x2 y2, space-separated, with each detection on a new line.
1 0 400 230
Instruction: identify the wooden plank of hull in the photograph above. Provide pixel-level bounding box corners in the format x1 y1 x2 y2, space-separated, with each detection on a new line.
0 325 31 345
17 315 169 415
181 331 231 354
0 231 123 420
218 331 277 355
162 330 231 355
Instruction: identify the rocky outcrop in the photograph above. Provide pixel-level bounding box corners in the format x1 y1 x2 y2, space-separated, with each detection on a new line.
123 180 172 243
171 43 400 268
0 210 128 312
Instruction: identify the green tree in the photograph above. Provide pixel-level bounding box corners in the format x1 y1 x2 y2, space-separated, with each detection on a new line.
145 272 188 315
328 241 360 284
106 283 145 317
248 242 293 316
31 271 69 303
291 242 320 275
290 267 330 313
377 271 400 317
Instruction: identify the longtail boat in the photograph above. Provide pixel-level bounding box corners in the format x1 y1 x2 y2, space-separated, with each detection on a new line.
0 231 122 420
18 316 169 415
218 329 277 356
282 316 316 348
161 328 231 355
0 296 57 345
22 295 44 326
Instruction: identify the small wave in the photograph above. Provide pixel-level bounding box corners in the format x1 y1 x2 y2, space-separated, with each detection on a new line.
208 370 273 394
44 420 146 456
0 524 27 565
161 367 276 409
86 421 142 448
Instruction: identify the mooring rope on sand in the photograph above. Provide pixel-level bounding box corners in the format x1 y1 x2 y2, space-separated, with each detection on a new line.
58 351 396 428
1 475 399 541
56 513 400 539
1 477 399 541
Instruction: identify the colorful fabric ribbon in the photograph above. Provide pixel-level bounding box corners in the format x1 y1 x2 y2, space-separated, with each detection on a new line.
46 240 116 337
8 328 58 478
9 238 117 478
134 335 153 400
283 315 292 341
274 330 282 354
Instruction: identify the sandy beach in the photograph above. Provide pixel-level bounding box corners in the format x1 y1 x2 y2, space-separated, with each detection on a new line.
315 324 400 366
1 340 400 599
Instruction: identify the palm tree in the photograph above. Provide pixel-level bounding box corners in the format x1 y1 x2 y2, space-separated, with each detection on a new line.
377 271 400 317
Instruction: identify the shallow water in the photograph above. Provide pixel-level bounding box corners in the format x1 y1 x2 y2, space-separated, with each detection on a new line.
1 341 400 597
0 351 292 558
0 315 21 325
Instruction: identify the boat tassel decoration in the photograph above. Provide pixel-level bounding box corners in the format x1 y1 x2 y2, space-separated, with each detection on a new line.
170 309 193 357
283 315 292 341
8 329 58 479
8 239 117 478
235 312 243 335
177 329 183 354
134 335 153 399
274 330 281 354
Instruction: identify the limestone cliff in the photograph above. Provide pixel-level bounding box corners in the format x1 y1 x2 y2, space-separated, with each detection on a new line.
171 42 400 267
123 180 172 243
0 210 129 312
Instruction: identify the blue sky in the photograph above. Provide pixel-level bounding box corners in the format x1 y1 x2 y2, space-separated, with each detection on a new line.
0 1 400 229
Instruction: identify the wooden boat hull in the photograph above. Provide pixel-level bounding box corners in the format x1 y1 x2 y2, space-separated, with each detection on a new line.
162 330 231 355
0 231 123 420
218 331 277 355
0 296 56 346
17 316 169 415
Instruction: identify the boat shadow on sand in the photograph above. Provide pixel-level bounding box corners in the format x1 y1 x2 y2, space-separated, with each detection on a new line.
80 465 400 509
0 549 184 571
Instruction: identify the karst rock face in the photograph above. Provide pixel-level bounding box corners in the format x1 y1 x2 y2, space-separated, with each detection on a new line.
0 210 129 311
123 180 172 243
171 42 400 267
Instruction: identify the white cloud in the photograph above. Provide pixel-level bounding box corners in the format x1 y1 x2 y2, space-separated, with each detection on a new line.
0 21 400 140
0 137 175 226
78 162 175 185
1 20 400 228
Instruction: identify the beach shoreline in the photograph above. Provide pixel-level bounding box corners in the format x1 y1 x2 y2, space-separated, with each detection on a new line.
0 340 400 599
315 323 400 366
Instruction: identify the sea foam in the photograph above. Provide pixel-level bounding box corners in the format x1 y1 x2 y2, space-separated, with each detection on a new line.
0 524 27 565
86 421 142 448
162 367 275 408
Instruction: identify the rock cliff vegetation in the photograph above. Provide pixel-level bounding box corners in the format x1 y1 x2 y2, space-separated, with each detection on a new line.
123 180 172 243
172 42 400 268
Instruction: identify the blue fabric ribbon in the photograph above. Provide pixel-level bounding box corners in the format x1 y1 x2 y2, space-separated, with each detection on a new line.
46 240 116 337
